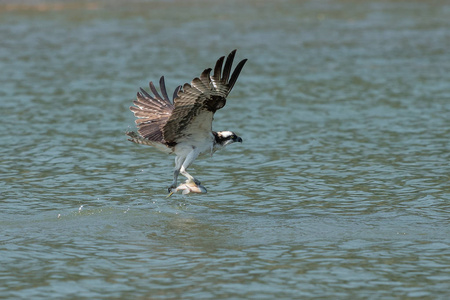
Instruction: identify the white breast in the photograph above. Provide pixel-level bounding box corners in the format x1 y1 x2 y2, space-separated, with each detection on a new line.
175 111 215 156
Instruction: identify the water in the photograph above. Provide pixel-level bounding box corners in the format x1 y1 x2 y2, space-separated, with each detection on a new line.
1 0 450 299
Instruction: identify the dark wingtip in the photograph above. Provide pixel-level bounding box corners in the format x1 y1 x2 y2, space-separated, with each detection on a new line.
172 85 182 101
126 131 137 138
159 76 171 103
228 57 248 92
222 50 237 82
139 87 153 100
213 56 225 81
201 67 212 76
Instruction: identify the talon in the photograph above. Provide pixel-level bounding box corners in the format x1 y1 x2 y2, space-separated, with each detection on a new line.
167 185 176 198
168 184 176 193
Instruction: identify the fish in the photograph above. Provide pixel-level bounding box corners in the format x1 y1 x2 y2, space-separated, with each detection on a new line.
166 180 207 197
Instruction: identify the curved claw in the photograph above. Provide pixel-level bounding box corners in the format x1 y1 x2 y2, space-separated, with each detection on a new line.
192 178 202 186
168 184 176 194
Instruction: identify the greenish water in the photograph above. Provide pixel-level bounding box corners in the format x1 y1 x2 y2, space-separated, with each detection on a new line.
1 0 450 299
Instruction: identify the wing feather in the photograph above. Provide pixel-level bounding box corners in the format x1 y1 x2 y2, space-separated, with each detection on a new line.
149 81 168 106
173 85 182 100
159 76 171 103
200 68 212 86
228 58 248 91
221 50 235 84
139 88 153 100
191 77 208 93
212 56 225 85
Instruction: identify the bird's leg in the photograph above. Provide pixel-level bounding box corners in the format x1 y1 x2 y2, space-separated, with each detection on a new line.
181 168 201 185
168 170 179 193
180 149 201 185
169 155 184 193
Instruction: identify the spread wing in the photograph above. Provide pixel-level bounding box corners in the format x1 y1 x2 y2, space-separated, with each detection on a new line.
162 50 247 144
129 76 181 144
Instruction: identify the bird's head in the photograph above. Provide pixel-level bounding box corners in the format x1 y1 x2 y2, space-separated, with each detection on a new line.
215 131 243 147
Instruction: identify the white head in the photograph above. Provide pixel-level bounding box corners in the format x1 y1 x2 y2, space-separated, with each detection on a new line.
214 131 243 147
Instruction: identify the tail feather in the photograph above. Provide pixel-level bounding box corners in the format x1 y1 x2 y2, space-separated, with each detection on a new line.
126 131 173 154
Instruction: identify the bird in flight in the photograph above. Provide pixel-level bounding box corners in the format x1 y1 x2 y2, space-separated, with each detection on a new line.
127 50 247 194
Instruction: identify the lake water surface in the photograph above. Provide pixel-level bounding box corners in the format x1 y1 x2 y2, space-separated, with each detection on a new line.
1 0 450 299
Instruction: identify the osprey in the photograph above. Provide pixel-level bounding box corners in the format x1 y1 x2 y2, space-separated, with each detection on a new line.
127 50 247 194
